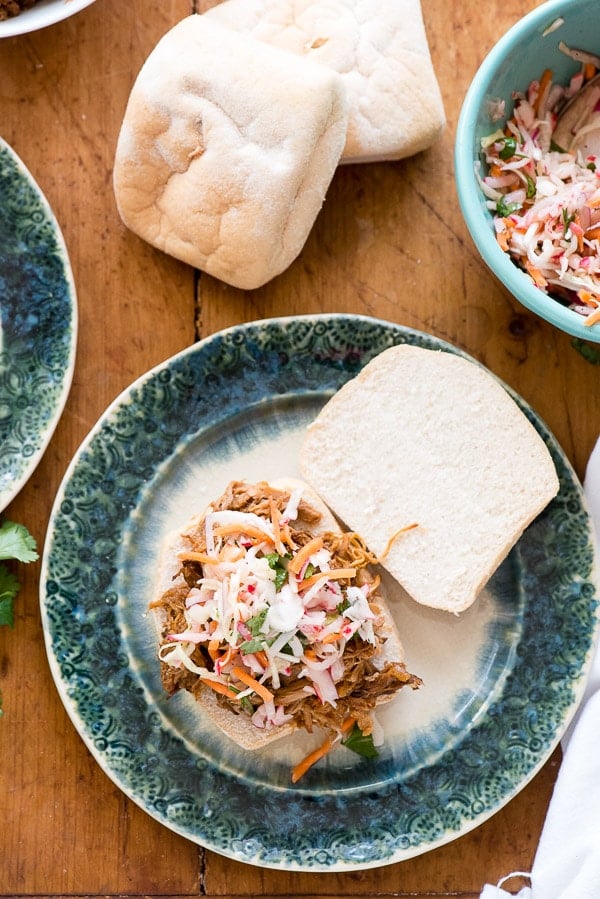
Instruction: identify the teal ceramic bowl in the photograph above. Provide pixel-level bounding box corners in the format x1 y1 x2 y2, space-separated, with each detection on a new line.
455 0 600 342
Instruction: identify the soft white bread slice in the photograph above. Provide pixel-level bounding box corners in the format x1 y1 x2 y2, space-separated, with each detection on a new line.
300 346 560 614
113 16 349 290
151 478 409 751
204 0 445 163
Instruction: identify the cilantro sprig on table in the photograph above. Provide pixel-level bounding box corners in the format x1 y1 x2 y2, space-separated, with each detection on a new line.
0 520 38 628
0 519 38 715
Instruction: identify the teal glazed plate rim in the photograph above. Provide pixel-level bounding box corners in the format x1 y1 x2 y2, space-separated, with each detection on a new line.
40 314 599 871
0 138 77 512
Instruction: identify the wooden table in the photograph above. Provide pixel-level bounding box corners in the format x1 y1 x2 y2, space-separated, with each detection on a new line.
1 0 597 896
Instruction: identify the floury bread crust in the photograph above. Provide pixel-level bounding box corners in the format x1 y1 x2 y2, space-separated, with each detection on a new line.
204 0 446 163
113 16 349 290
300 345 560 614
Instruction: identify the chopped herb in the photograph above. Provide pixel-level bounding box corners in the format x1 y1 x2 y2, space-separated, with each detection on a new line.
525 175 536 199
550 138 567 152
246 608 269 636
587 161 597 173
239 636 269 654
499 136 517 160
303 562 316 580
265 552 290 591
496 196 521 217
342 723 379 759
239 695 254 714
562 208 576 235
337 596 351 614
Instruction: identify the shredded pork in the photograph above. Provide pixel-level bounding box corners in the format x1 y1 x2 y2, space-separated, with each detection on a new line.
151 480 420 742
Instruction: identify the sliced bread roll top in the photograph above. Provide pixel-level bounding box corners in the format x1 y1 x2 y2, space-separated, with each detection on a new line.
113 15 349 290
300 345 560 614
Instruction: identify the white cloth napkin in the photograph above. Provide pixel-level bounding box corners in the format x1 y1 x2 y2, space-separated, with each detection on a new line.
480 438 600 899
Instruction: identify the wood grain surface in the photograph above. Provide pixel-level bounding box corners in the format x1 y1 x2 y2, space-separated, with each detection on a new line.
0 0 596 896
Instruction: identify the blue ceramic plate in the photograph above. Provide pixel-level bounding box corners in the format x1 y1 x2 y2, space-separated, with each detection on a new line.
0 138 77 512
40 315 599 871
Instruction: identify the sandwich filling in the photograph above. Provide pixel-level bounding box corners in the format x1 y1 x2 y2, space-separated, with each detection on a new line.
151 480 420 767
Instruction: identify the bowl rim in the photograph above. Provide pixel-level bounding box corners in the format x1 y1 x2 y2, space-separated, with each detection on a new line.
0 0 96 38
454 0 600 342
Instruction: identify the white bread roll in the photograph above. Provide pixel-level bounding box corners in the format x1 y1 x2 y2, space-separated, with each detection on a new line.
113 16 349 289
151 478 411 751
204 0 446 163
300 345 560 614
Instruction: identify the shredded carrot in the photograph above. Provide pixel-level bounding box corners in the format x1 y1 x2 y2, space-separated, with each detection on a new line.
207 639 221 661
269 498 286 555
321 630 343 645
279 520 296 550
378 523 419 562
578 289 597 306
584 307 600 326
253 650 269 669
584 62 597 81
524 260 548 288
291 735 335 783
217 645 237 669
291 717 357 783
212 523 275 544
533 68 553 114
288 536 324 574
586 226 600 241
178 550 218 565
200 677 239 701
496 229 510 253
231 666 274 704
301 567 357 591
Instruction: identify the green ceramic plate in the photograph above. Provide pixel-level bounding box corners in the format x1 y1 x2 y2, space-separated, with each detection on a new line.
40 315 599 871
0 138 77 512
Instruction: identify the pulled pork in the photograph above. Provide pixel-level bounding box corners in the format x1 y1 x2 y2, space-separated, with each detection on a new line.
151 480 421 739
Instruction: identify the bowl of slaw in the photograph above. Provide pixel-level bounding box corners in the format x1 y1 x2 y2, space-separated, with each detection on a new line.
455 0 600 342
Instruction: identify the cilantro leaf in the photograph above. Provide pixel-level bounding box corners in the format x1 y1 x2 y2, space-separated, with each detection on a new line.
496 197 521 218
265 552 289 591
246 608 268 636
0 520 39 563
0 520 38 633
239 636 269 654
0 565 20 628
525 175 536 200
342 724 379 759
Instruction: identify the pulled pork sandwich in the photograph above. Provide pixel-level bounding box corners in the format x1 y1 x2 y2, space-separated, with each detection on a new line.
150 479 421 781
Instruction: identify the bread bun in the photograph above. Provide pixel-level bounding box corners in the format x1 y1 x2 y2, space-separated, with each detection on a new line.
204 0 446 163
300 345 560 614
113 16 349 289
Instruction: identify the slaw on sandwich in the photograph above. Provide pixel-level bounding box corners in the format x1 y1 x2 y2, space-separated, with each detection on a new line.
149 479 421 782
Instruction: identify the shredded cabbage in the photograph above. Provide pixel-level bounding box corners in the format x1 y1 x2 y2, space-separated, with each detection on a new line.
480 55 600 324
161 502 380 728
